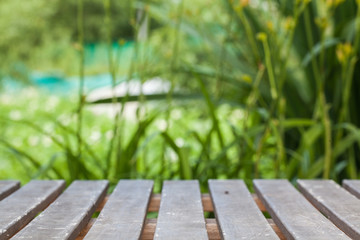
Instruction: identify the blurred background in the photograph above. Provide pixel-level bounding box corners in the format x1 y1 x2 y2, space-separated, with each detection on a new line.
1 0 359 191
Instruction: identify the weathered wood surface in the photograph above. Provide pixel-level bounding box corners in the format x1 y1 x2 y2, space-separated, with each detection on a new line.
4 179 360 239
0 181 20 201
148 193 216 212
147 193 266 212
298 179 360 239
0 180 65 240
78 193 284 240
12 180 108 240
154 180 208 240
78 217 285 240
254 179 349 240
343 180 360 199
209 180 278 239
84 180 153 240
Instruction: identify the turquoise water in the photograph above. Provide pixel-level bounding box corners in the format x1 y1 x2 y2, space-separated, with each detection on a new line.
33 73 118 95
3 42 132 95
4 72 121 95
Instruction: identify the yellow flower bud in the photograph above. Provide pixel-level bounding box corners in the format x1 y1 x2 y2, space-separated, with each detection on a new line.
266 21 274 33
315 17 328 31
284 17 295 31
343 43 353 56
241 74 252 84
336 43 353 64
256 32 267 41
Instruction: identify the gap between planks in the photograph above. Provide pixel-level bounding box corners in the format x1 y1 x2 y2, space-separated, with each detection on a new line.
77 193 285 240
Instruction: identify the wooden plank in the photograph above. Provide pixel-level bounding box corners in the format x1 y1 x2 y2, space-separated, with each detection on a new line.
0 180 65 240
154 180 208 240
78 218 286 240
84 180 153 240
147 194 213 212
209 180 278 239
12 180 108 240
343 180 360 199
144 219 220 240
122 193 264 213
253 179 349 240
0 181 20 201
298 179 360 239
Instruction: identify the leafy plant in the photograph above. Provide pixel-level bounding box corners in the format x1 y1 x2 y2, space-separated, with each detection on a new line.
1 0 360 188
140 0 360 181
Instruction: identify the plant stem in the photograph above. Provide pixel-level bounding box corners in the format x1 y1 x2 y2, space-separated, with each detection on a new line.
76 0 85 158
261 37 277 101
304 7 322 94
321 90 332 179
216 11 234 100
162 0 185 175
303 6 332 178
230 1 260 64
337 5 360 140
103 0 122 178
244 67 265 177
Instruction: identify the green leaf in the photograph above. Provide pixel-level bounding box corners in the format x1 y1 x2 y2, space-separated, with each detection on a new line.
283 119 316 128
333 133 358 158
161 132 192 180
306 157 324 179
89 93 202 104
302 38 340 67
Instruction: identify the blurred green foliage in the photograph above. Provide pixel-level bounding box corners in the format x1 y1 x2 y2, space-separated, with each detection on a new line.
0 0 133 79
140 0 360 181
1 0 360 188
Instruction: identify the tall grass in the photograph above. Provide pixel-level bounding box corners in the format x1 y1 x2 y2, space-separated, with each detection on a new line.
1 0 360 188
140 0 360 182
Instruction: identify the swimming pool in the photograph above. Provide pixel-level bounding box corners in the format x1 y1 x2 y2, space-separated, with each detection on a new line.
4 73 125 96
2 42 133 95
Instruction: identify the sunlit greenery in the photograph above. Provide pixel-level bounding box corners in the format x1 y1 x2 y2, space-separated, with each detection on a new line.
1 0 360 188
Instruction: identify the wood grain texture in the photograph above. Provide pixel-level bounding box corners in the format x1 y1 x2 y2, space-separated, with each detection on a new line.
0 181 20 201
343 180 360 199
253 179 349 240
298 179 360 239
0 180 65 240
154 180 208 240
83 180 153 240
114 193 262 213
140 219 220 240
12 180 108 240
148 194 214 212
78 218 285 240
209 180 278 239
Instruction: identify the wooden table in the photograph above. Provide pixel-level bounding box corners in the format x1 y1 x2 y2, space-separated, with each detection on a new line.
0 179 359 240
